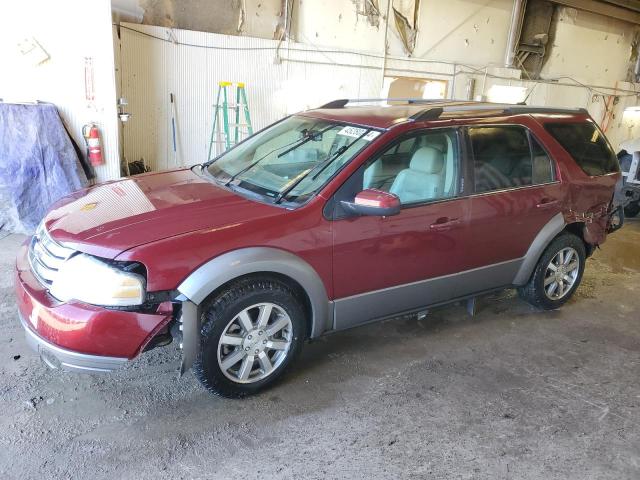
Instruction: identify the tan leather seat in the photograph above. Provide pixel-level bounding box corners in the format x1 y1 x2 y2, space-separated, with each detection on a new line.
389 146 445 203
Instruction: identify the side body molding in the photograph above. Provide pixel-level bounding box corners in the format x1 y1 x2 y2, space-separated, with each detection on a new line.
512 212 565 285
177 247 331 373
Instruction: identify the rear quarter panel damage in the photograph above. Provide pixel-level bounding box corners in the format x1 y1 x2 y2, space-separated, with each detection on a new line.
564 172 619 246
531 114 619 247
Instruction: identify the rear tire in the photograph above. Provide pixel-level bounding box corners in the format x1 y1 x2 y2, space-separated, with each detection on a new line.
193 277 307 398
518 233 586 310
624 200 640 218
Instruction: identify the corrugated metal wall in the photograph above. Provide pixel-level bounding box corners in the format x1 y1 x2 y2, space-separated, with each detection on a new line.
118 22 635 174
119 23 384 171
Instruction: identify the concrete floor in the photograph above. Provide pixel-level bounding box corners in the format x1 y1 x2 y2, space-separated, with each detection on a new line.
1 222 639 479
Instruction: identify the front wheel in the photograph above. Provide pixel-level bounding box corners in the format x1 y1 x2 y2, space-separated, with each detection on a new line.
518 233 586 310
193 277 307 398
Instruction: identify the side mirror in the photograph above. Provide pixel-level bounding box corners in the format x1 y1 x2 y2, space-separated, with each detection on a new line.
340 189 401 217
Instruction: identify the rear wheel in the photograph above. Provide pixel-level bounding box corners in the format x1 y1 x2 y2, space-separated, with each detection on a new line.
518 233 586 310
193 277 306 398
624 200 640 218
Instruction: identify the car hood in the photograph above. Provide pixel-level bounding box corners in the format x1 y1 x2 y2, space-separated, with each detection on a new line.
44 168 285 258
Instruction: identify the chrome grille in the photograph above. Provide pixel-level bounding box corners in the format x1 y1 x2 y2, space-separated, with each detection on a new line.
28 225 75 288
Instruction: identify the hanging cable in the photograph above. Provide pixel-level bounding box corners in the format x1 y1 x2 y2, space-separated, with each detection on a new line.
115 23 640 98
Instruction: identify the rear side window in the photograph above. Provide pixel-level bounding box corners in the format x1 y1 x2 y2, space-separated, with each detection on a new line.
544 122 619 176
531 136 555 185
469 126 555 193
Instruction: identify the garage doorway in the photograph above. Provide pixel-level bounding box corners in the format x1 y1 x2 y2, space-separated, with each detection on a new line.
384 76 448 101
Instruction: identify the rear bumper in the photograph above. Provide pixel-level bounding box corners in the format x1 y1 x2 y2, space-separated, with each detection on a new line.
15 240 173 369
20 312 128 372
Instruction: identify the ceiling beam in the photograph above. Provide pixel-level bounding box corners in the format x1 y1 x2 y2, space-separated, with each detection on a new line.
550 0 640 24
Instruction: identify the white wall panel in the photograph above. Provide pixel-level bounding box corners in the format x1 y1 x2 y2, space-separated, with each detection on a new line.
119 24 384 171
120 19 640 174
0 0 120 184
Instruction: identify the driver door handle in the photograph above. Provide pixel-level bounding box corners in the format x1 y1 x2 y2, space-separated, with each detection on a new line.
429 217 460 231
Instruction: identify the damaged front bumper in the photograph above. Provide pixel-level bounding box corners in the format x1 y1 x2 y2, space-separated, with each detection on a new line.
19 312 128 372
15 241 174 373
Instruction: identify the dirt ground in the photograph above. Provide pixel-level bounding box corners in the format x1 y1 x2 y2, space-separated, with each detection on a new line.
1 221 639 480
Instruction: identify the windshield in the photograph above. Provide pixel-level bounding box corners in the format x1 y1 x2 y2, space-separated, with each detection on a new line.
207 116 379 204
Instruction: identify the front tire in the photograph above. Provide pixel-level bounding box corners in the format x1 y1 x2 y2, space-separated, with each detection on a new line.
518 233 586 310
193 277 307 398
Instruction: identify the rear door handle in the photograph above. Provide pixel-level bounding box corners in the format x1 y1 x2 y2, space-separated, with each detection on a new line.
536 198 559 208
429 217 460 231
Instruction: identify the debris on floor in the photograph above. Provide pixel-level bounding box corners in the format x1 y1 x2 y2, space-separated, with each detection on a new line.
0 222 639 478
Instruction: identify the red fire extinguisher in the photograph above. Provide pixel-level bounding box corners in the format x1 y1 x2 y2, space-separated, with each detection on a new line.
82 123 104 166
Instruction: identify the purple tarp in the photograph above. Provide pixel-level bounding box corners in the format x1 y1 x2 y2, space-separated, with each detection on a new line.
0 102 89 234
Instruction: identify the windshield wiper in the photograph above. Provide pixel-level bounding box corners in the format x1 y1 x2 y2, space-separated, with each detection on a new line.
222 135 307 187
276 125 335 159
274 131 368 204
223 123 335 187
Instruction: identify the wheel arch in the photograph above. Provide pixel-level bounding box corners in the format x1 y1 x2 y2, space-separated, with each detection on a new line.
563 221 595 257
177 247 331 336
176 247 331 375
513 212 565 285
513 214 594 286
199 271 315 341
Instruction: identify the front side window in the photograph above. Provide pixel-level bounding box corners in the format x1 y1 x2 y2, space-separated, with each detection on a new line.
470 126 555 193
544 121 619 176
362 129 459 205
207 116 377 204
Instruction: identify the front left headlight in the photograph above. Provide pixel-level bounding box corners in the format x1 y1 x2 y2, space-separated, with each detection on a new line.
50 254 146 307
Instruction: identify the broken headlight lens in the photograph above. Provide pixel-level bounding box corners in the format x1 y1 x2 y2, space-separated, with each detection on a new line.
50 254 146 307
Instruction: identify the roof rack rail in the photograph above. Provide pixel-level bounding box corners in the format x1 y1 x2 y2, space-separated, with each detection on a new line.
439 104 588 115
317 98 453 109
504 105 589 115
409 107 444 121
406 103 588 123
315 99 589 124
320 99 349 109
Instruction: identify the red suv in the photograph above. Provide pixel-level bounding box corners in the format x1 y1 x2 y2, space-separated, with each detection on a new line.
16 100 620 397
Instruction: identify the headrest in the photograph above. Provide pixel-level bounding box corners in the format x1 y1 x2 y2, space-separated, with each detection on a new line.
410 146 444 174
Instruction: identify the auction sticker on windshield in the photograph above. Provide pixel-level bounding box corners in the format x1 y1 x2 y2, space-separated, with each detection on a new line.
363 131 381 141
338 126 367 138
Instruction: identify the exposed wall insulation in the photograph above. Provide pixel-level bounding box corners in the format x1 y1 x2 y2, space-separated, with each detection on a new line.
392 0 421 54
542 6 637 85
112 0 285 39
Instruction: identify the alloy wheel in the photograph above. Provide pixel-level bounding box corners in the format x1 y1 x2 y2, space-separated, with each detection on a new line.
543 247 580 300
217 303 293 384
